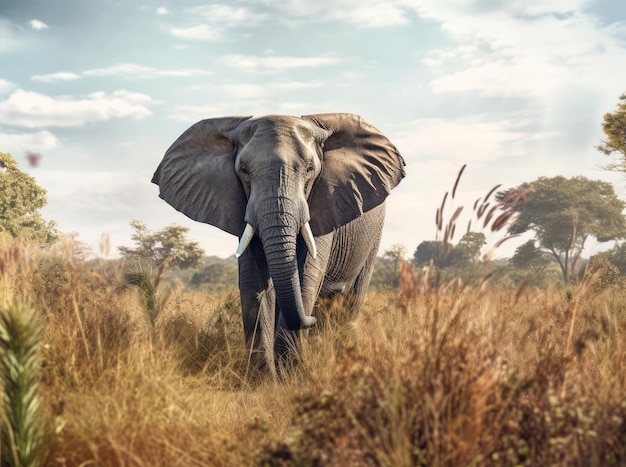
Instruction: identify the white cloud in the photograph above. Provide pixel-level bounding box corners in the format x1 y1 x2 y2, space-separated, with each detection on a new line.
392 115 554 164
331 1 411 27
221 54 341 72
29 19 48 30
430 60 567 97
169 1 409 43
169 5 267 41
0 130 59 155
84 63 153 77
157 69 212 77
170 24 221 41
0 89 158 128
0 79 16 95
31 72 81 83
217 81 326 99
193 4 267 26
24 63 213 86
263 0 414 28
416 1 626 98
156 7 170 16
83 63 212 78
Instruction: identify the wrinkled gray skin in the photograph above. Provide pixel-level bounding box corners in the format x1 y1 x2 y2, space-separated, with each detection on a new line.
152 113 405 375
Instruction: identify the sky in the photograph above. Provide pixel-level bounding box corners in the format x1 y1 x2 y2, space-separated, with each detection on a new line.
1 0 626 260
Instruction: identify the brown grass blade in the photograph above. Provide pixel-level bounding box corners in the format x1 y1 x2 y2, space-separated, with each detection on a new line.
452 164 467 199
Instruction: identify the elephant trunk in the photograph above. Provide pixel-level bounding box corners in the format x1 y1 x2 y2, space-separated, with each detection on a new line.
256 200 316 331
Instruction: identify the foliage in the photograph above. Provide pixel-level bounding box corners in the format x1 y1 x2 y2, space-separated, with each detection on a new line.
454 231 486 265
413 240 446 267
0 301 43 467
511 239 552 281
413 232 486 268
497 176 626 283
369 244 407 290
124 261 171 332
117 220 204 269
597 92 626 171
0 152 58 245
190 256 238 291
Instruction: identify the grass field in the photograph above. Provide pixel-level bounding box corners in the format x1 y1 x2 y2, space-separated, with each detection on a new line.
0 236 625 466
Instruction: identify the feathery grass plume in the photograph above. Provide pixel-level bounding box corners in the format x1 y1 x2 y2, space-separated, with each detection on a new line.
0 302 43 467
124 260 171 332
451 163 466 199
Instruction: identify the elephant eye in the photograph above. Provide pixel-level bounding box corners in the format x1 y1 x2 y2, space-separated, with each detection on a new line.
306 164 314 174
239 165 249 176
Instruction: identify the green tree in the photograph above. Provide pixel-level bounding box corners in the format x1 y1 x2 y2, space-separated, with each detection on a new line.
191 257 238 290
510 239 551 281
413 240 446 267
118 220 205 269
497 176 626 283
455 232 486 266
0 152 58 244
370 244 407 290
413 233 484 269
597 92 626 171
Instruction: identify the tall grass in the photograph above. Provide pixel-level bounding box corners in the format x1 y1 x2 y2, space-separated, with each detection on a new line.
0 175 624 464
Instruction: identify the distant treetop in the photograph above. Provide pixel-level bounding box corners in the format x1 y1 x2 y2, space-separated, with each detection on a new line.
0 152 58 245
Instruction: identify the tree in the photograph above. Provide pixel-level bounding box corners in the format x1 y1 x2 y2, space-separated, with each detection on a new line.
191 257 238 290
597 92 626 171
0 152 58 244
510 240 551 281
497 176 626 283
413 233 485 268
370 244 407 290
118 220 205 269
455 232 486 266
413 240 443 267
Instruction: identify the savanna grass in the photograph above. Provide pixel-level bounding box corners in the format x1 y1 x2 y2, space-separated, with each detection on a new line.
0 167 624 465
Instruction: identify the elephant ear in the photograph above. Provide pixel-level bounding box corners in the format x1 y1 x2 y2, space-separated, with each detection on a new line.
302 113 406 236
152 116 252 237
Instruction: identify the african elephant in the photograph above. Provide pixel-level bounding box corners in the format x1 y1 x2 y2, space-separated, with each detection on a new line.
152 113 405 375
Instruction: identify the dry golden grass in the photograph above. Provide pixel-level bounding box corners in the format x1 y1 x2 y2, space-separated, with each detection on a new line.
1 232 625 466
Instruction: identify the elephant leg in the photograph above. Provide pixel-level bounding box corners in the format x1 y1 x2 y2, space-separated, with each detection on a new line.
321 203 385 320
343 243 379 319
238 239 276 378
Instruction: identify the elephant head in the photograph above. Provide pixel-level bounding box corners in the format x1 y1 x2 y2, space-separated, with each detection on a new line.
152 113 405 331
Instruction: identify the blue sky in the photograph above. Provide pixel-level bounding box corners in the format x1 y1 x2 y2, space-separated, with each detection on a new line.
1 0 626 259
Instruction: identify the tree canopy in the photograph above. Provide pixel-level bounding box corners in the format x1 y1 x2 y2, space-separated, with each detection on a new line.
497 176 626 283
0 152 58 244
413 232 486 268
510 239 551 281
597 92 626 171
118 220 205 269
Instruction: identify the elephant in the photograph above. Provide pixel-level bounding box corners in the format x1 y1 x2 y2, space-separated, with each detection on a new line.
152 113 405 375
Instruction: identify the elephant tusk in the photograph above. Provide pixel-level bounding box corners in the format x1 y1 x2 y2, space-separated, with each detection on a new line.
301 222 317 259
235 224 255 258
